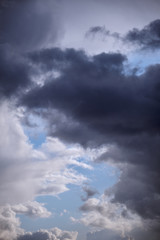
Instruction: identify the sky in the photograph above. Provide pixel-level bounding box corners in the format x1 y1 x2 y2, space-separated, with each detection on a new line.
0 0 160 240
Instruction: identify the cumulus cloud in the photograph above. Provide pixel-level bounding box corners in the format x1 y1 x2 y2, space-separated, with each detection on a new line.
76 196 142 235
17 227 78 240
0 201 51 240
11 201 51 219
0 205 77 240
1 2 160 238
0 205 23 240
19 46 160 238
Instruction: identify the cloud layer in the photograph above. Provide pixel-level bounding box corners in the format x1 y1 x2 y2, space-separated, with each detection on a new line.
1 1 160 238
17 228 78 240
19 46 160 238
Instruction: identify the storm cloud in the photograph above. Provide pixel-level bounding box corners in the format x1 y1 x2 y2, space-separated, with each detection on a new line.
19 46 160 237
125 19 160 49
0 46 31 98
0 0 61 51
1 1 160 238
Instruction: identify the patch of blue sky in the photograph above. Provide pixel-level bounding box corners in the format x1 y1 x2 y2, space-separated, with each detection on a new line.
126 49 160 75
70 159 120 194
19 161 119 234
27 131 46 149
19 187 86 232
22 113 47 148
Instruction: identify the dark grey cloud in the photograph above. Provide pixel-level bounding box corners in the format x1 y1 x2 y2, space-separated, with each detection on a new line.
19 47 160 238
0 0 61 99
81 186 98 201
125 19 160 49
85 26 110 37
85 26 120 40
0 0 61 52
23 48 160 144
0 46 31 98
86 19 160 50
87 229 128 240
87 228 160 240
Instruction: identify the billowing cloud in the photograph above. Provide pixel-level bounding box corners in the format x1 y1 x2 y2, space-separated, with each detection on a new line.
0 204 77 240
0 201 51 240
125 19 160 49
17 228 78 240
1 1 160 238
74 195 142 235
0 101 92 206
11 201 51 219
19 47 160 238
0 206 23 240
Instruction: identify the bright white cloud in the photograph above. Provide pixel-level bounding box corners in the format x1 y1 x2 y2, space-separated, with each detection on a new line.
0 204 77 240
11 201 51 218
0 205 23 240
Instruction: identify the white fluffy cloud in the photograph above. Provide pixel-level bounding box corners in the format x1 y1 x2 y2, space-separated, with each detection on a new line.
0 201 52 240
0 204 77 240
17 227 78 240
11 201 51 218
71 195 142 237
0 101 92 206
0 205 23 240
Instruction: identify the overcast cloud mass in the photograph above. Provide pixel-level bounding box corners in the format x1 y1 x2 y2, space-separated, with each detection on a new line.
1 0 160 240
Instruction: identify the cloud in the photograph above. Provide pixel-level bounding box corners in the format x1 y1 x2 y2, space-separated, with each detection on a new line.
0 46 31 98
85 26 110 38
86 229 129 240
86 225 160 240
85 26 120 40
0 201 51 240
17 228 78 240
1 4 160 237
0 0 61 51
11 201 51 219
22 48 127 145
0 204 77 240
0 205 23 240
77 196 142 234
86 19 160 51
19 47 160 237
81 186 98 201
124 19 160 49
0 101 92 206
